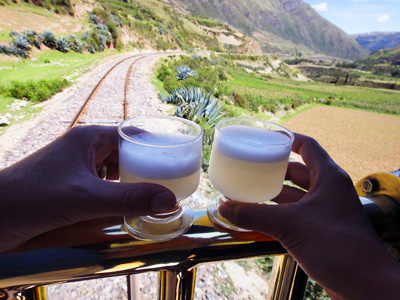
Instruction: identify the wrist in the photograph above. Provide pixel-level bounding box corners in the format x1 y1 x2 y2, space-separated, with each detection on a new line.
324 241 400 300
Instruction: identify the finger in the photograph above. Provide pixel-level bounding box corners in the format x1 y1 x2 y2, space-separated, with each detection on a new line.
93 126 119 163
292 133 339 184
272 185 306 204
86 179 177 218
286 162 310 190
219 200 295 237
120 126 147 137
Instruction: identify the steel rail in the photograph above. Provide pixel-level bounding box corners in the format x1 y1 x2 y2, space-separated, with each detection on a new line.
69 54 146 128
123 55 145 120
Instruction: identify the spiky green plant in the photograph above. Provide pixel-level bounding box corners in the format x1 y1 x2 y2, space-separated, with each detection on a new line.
81 32 91 41
65 35 82 53
42 31 57 49
86 45 96 54
56 37 69 53
13 36 31 52
161 86 224 126
0 44 12 55
23 30 43 49
0 45 24 57
161 86 225 171
176 65 196 81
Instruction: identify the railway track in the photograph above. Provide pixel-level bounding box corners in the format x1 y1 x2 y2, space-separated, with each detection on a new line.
69 54 147 127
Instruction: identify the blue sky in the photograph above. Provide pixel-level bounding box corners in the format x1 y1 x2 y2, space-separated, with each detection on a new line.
302 0 400 35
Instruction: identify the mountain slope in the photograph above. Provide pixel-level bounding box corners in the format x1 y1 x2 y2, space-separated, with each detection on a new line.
166 0 369 60
353 32 400 52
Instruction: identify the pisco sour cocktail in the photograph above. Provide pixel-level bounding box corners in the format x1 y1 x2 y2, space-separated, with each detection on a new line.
119 133 201 200
118 116 203 240
207 117 294 231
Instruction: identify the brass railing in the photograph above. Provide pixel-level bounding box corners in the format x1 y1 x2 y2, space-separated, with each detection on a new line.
1 171 399 300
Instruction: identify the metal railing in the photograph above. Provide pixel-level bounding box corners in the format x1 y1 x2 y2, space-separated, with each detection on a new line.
1 171 399 300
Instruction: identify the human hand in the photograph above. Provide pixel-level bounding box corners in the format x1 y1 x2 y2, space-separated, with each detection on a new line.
0 126 176 252
219 133 400 299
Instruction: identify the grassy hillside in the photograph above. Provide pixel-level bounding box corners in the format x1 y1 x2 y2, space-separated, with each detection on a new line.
0 0 264 58
166 0 369 60
353 32 400 52
356 46 400 76
155 54 400 118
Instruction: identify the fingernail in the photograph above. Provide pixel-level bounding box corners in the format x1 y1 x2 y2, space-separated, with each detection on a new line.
151 192 176 213
219 203 232 220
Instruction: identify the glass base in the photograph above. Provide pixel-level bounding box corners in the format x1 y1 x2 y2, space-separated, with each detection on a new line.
124 205 194 241
207 192 252 232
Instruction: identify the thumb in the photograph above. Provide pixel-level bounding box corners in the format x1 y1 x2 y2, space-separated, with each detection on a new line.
85 179 177 219
219 200 294 238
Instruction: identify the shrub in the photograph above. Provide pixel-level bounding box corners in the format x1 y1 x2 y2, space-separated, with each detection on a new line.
232 91 245 108
157 64 173 82
109 13 122 27
106 21 118 44
163 75 181 93
2 79 69 102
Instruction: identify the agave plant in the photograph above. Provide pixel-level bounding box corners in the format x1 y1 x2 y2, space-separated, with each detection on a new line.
0 44 12 55
81 32 91 41
8 45 29 58
56 37 69 53
0 44 27 57
86 45 96 54
13 36 31 52
89 12 101 25
9 31 19 39
23 30 43 49
176 65 196 81
42 31 57 49
66 35 83 53
162 86 224 126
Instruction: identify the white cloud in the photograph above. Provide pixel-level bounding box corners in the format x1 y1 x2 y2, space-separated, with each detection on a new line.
378 14 390 22
312 2 328 12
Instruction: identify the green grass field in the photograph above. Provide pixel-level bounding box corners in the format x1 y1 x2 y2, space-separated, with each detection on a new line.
0 49 119 133
0 49 116 85
223 68 400 115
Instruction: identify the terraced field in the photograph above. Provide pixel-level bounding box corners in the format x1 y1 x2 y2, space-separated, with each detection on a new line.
284 105 400 183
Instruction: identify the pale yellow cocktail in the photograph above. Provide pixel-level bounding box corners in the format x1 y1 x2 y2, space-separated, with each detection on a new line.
119 132 201 201
207 118 294 231
118 116 203 240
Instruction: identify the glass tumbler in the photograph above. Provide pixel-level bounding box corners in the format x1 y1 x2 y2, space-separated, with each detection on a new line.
207 117 294 231
119 115 203 240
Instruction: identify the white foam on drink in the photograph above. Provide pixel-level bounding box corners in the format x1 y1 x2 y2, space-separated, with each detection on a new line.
214 125 292 163
119 132 201 179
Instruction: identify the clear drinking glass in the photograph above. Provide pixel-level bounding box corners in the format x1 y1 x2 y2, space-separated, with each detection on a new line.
207 117 294 231
119 115 203 240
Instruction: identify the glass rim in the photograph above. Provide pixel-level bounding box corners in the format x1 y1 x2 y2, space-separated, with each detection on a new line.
216 117 294 147
118 115 203 148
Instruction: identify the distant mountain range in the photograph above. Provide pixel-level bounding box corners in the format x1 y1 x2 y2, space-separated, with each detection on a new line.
166 0 369 60
352 32 400 53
